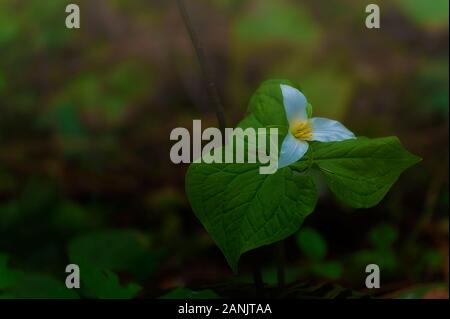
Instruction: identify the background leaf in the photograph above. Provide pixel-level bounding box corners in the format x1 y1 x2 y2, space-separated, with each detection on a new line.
77 263 141 299
368 223 398 250
296 227 327 262
310 261 343 280
5 273 79 299
0 254 20 290
68 229 148 271
68 229 159 280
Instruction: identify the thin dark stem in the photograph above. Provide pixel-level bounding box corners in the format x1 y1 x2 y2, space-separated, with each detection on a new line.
176 0 227 133
276 240 285 291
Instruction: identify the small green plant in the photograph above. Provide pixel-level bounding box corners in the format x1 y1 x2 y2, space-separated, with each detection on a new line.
185 79 420 273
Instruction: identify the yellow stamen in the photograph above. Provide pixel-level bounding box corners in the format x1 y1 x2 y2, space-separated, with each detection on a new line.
291 121 313 141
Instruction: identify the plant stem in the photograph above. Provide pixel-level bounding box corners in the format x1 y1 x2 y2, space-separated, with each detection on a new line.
276 240 285 291
176 0 227 133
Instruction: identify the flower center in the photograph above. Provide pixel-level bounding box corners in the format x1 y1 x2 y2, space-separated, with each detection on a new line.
291 120 313 141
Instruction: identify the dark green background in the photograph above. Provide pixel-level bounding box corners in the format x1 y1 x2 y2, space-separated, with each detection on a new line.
0 0 448 298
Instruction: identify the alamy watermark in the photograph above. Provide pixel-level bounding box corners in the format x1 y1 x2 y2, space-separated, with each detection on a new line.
169 120 279 174
65 4 80 29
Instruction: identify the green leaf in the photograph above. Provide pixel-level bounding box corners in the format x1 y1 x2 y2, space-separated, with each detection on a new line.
68 229 160 281
1 253 79 299
0 254 20 290
243 79 298 129
159 288 219 299
296 227 327 261
68 229 148 271
368 223 398 249
238 79 299 148
186 80 317 271
51 201 99 234
295 137 421 208
185 79 419 272
310 261 343 280
78 263 141 299
9 273 79 299
186 163 317 272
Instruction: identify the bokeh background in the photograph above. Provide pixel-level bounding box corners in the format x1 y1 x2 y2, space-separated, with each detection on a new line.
0 0 448 298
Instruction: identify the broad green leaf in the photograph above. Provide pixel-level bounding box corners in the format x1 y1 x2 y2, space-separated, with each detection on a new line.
243 79 298 130
185 81 316 273
159 288 219 299
296 227 327 261
238 79 298 148
186 163 317 272
185 79 419 272
295 137 421 208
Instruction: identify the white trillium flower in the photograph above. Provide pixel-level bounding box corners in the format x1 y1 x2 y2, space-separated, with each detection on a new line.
278 84 356 168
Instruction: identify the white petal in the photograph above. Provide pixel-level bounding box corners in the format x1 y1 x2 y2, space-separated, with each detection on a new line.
278 133 309 168
310 117 355 142
280 84 308 122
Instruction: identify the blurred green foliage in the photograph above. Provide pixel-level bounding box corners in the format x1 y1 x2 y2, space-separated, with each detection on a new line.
159 288 219 299
0 0 448 298
296 227 343 280
233 0 322 49
395 0 449 29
